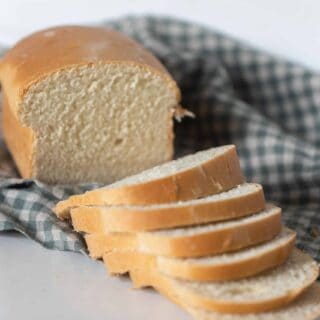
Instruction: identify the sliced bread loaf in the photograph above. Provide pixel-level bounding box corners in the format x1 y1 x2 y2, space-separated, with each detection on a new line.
54 145 244 219
71 183 265 233
0 26 181 184
85 205 281 259
171 283 320 320
103 228 296 281
129 249 319 314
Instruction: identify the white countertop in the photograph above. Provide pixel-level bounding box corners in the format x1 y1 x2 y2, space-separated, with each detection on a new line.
0 232 188 320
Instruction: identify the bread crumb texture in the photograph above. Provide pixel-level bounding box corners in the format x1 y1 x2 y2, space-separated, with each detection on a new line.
19 63 177 183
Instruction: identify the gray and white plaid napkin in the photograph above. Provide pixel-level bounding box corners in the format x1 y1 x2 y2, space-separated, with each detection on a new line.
0 16 319 260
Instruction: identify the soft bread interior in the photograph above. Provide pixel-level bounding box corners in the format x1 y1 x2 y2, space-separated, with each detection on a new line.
19 63 177 183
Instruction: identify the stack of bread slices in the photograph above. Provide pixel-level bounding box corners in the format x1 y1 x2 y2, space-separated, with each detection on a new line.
54 145 320 320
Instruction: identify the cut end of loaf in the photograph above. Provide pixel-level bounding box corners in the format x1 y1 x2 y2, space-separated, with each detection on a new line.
19 62 178 184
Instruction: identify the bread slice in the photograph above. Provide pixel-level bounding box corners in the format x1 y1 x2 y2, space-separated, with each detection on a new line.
129 249 319 314
103 228 296 281
54 145 244 219
0 26 181 184
170 283 320 320
85 205 282 259
71 183 265 233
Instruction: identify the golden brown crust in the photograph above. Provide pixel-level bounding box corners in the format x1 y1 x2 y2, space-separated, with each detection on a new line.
2 94 34 177
70 184 265 232
129 251 319 314
103 230 295 281
55 145 245 219
0 25 180 118
85 207 282 259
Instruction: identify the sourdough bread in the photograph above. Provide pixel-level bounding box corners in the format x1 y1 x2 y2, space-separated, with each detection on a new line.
85 205 281 259
103 228 296 281
71 183 265 232
129 249 319 314
55 145 244 219
0 26 180 184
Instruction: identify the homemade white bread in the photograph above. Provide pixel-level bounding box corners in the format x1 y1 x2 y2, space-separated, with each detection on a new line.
85 205 281 259
54 145 244 219
172 283 320 320
103 228 296 281
0 26 181 184
129 249 319 314
71 183 265 232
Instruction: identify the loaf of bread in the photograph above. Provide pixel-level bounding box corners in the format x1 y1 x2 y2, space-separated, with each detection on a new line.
0 26 181 184
70 183 265 233
85 205 282 259
54 145 244 218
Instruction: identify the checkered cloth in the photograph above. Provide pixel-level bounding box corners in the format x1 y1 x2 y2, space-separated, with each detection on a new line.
0 16 319 260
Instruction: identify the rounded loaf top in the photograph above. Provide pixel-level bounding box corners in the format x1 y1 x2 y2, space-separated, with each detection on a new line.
0 25 180 107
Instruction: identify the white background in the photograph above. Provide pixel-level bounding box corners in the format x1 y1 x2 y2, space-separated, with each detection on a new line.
1 1 320 319
0 0 320 70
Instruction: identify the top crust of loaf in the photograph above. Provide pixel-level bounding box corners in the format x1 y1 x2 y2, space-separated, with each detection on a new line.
0 25 180 118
